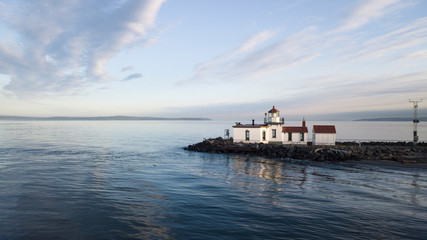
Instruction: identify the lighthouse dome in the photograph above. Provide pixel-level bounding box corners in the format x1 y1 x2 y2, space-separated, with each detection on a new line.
268 106 280 113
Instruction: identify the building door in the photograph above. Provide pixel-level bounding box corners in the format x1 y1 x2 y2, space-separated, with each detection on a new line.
262 131 266 141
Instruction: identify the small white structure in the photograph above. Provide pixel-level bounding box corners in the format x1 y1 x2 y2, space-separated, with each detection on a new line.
233 121 270 144
312 125 336 146
233 106 308 145
283 120 308 145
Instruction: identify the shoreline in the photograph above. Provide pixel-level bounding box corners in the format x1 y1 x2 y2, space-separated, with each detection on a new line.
184 137 427 166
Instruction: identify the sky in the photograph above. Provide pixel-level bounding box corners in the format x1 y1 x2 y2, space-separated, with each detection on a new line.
0 0 426 120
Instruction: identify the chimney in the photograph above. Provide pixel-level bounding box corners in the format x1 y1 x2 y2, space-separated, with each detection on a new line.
302 118 306 127
252 119 255 126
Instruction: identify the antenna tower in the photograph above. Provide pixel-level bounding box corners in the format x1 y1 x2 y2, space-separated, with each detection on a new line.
409 99 422 144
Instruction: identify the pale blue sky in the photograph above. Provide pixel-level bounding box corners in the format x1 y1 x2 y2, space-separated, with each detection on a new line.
0 0 426 120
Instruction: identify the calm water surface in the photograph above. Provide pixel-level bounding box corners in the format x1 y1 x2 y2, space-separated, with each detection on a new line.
0 121 426 239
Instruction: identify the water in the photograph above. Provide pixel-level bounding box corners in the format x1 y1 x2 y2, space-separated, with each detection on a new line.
0 121 426 239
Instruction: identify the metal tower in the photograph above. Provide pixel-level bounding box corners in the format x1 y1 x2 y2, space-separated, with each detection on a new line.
409 99 422 144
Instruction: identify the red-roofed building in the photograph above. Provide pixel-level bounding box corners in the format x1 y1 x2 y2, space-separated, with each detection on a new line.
282 119 308 145
232 106 308 145
312 125 336 145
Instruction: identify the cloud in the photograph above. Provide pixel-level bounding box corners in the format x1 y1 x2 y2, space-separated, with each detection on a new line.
189 30 277 78
339 17 427 62
0 0 165 97
165 68 427 119
334 0 403 32
282 71 427 115
122 73 143 81
121 66 134 72
178 28 324 85
397 49 427 62
232 30 277 56
179 0 427 89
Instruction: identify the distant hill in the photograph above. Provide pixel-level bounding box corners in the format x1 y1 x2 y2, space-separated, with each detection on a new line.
354 117 427 122
0 115 211 121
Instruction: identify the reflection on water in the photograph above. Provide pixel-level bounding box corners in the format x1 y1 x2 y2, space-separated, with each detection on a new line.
230 155 427 211
231 155 329 190
1 121 427 239
233 156 287 184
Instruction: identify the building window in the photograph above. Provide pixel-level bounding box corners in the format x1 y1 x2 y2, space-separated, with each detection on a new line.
300 133 304 141
262 131 266 141
245 130 250 141
288 132 292 141
272 129 276 138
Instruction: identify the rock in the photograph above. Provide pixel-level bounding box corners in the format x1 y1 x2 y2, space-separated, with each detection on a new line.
184 138 427 164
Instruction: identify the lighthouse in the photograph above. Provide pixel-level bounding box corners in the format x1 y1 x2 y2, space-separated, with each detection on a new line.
264 106 284 125
233 106 309 145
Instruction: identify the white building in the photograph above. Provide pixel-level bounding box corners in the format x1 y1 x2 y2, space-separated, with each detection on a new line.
233 106 308 145
283 124 309 145
312 125 336 146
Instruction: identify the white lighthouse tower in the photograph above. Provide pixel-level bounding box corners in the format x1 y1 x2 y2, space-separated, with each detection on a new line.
264 106 284 125
263 106 285 143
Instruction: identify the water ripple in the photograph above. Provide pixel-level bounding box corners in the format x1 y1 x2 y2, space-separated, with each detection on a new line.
1 121 427 239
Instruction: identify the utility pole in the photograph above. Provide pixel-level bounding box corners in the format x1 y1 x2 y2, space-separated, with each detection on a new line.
409 99 422 144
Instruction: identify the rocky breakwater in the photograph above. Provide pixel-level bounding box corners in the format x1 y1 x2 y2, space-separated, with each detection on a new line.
184 137 427 164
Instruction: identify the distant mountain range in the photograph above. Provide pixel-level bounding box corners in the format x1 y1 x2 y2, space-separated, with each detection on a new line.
354 117 426 122
0 115 211 121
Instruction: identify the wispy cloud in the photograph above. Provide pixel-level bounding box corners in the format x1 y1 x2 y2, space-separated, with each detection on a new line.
179 0 426 90
279 70 427 114
0 0 165 97
121 66 134 72
397 49 427 62
232 30 277 56
180 30 278 85
178 28 325 85
339 17 427 62
166 69 427 119
334 0 402 32
122 73 143 81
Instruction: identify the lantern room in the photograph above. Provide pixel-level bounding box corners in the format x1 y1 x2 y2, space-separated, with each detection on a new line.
265 106 284 124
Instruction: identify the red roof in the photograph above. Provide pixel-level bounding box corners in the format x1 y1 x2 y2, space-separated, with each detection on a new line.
313 125 336 134
282 126 308 133
268 106 280 113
